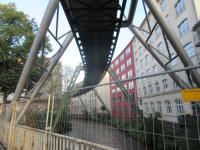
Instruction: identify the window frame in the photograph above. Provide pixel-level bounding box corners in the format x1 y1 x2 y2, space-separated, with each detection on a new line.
165 100 172 113
178 19 189 37
175 0 185 16
175 99 184 114
184 42 195 57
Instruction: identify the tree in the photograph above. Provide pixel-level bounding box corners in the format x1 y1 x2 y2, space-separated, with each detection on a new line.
0 4 51 102
42 62 63 93
62 66 73 91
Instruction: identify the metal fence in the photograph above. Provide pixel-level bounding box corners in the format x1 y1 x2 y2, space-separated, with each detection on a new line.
0 67 200 150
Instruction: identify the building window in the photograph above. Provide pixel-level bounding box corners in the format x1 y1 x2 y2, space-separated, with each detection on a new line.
145 55 149 64
149 84 153 94
155 26 161 38
126 47 130 55
155 82 160 92
139 47 143 55
121 74 126 80
118 106 122 112
144 103 149 112
120 54 124 62
127 69 133 79
128 81 134 89
141 72 145 81
157 101 162 112
121 64 125 72
136 58 138 64
175 0 185 16
174 81 180 89
175 99 184 114
112 97 116 102
178 19 189 37
139 99 142 106
135 49 137 56
165 100 172 113
140 59 143 68
116 68 119 74
124 84 127 90
111 89 115 94
153 65 158 73
150 102 155 113
147 69 151 75
127 58 132 66
118 96 122 102
137 69 140 76
143 87 146 95
160 0 167 11
184 42 195 57
115 59 119 66
158 42 165 54
162 79 168 91
124 106 128 112
170 53 177 66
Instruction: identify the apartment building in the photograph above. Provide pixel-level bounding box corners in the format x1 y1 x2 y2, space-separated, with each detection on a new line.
132 0 200 122
109 41 137 118
70 72 111 115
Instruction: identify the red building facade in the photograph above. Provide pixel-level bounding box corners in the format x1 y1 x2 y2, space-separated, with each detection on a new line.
109 40 138 118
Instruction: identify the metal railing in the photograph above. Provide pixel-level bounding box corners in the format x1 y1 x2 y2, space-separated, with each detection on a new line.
0 121 117 150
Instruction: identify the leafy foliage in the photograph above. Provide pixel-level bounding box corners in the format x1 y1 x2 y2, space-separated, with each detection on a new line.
0 4 51 102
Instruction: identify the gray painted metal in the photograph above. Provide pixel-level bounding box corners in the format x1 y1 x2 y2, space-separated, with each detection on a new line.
129 25 191 89
16 33 73 124
144 0 200 87
5 0 59 122
93 89 110 115
121 0 138 27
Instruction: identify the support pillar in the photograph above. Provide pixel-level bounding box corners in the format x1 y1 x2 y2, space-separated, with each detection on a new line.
144 0 200 87
16 32 73 123
5 0 60 122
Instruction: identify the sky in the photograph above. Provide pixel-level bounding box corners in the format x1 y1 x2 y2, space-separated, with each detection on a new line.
1 0 145 83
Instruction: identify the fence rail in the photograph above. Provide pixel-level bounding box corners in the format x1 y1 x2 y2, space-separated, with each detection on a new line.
0 121 117 150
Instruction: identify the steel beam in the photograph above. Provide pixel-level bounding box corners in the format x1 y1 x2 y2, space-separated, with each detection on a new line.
121 0 138 27
16 32 73 124
93 89 110 114
144 0 200 87
5 0 60 122
129 25 191 89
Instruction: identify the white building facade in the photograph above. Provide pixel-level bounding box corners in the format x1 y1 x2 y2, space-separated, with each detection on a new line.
133 0 200 122
70 72 111 115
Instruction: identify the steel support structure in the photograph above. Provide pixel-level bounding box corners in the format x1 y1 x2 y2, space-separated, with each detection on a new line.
93 89 110 115
144 0 200 87
79 97 88 114
16 33 73 123
5 0 60 122
129 25 191 89
52 65 83 130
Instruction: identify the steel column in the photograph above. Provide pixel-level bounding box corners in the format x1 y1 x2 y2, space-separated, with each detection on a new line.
144 0 200 87
129 25 191 89
16 32 73 123
5 0 60 121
